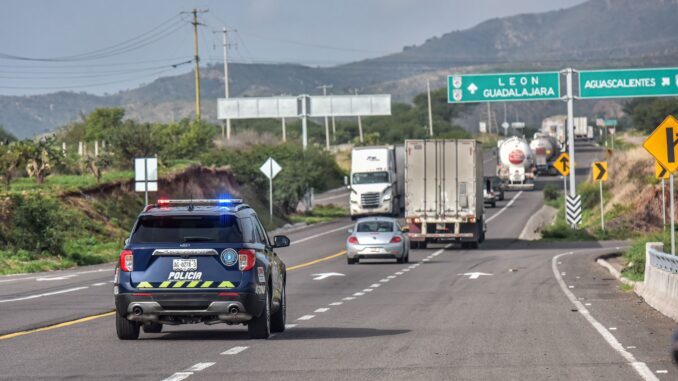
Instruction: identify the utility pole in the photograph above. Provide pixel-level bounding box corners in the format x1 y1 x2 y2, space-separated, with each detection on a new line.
426 80 434 137
186 8 208 121
331 116 336 142
486 103 492 135
318 84 333 150
215 27 235 139
355 89 363 143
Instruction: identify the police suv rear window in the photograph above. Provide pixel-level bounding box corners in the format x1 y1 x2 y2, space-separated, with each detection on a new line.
130 215 243 243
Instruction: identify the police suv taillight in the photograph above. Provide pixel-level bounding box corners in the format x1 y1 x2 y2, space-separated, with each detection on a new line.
238 249 256 271
120 250 133 272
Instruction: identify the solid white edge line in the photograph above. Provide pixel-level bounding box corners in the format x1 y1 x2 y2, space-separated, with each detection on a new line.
221 346 248 355
0 286 89 303
290 224 354 246
552 252 658 381
486 191 523 223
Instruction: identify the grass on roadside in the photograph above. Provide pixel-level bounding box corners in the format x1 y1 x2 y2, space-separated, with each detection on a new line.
622 231 672 282
290 205 348 225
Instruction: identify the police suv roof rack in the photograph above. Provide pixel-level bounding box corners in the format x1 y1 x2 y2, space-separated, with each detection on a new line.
145 198 244 211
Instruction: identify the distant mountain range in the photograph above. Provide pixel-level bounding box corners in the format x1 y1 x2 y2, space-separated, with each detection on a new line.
2 0 678 138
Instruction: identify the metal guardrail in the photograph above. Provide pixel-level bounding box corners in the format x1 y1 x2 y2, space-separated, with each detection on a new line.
648 247 678 274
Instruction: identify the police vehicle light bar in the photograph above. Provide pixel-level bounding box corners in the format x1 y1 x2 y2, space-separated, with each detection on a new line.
156 198 243 206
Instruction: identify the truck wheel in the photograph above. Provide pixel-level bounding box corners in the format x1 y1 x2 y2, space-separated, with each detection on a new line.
142 323 163 333
421 241 428 249
116 311 140 340
248 285 271 339
347 257 356 264
491 201 496 208
270 284 286 333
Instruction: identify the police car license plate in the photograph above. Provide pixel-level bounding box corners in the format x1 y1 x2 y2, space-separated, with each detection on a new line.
173 259 197 271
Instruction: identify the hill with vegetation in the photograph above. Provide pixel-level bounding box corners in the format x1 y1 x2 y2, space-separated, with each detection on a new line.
2 0 678 138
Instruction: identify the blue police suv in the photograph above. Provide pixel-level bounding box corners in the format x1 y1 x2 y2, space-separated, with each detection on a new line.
114 198 289 340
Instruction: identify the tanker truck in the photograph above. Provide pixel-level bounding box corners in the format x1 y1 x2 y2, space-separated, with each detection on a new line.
497 136 535 190
529 133 560 176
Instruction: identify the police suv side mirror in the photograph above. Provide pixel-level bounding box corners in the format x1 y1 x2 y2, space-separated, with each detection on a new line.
273 235 290 248
124 238 130 246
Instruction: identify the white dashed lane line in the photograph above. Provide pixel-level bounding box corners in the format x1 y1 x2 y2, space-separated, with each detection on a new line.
329 302 343 306
162 363 215 381
297 315 315 321
221 346 248 355
314 308 330 313
0 286 89 303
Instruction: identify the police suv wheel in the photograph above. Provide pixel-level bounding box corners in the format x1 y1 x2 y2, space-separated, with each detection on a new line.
248 285 271 339
271 285 286 333
116 311 140 340
143 323 163 334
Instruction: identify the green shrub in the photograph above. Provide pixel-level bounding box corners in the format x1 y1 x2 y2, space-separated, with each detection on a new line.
7 194 66 256
622 231 672 281
543 183 560 201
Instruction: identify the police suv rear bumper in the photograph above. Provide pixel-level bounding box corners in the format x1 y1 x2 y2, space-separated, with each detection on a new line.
115 292 264 325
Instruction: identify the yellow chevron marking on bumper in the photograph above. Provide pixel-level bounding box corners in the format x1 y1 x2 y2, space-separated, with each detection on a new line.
200 281 213 288
159 281 171 288
187 281 200 288
218 281 235 288
137 282 153 288
172 281 185 288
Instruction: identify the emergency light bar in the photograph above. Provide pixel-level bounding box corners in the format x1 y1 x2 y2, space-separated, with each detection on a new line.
156 198 243 206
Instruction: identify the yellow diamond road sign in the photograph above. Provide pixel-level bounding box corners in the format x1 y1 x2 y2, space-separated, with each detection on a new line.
592 161 608 181
643 115 678 174
656 161 671 180
553 152 570 176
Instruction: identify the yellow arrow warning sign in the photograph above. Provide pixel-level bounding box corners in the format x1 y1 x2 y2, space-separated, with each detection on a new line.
643 115 678 174
592 161 608 181
656 161 671 180
553 152 570 176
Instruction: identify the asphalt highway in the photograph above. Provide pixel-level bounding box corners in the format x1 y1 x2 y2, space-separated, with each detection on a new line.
0 142 674 380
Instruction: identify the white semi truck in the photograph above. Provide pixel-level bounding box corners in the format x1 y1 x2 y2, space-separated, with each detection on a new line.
348 145 405 219
404 139 485 249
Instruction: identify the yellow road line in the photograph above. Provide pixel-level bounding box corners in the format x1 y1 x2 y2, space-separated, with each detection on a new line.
0 311 115 341
0 250 347 341
287 250 346 271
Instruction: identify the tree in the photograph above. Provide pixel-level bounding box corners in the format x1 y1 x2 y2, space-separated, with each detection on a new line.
0 125 16 145
0 142 26 189
623 98 678 132
81 152 112 184
22 138 63 185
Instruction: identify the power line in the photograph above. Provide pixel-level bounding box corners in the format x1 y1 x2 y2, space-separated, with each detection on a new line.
0 14 185 62
0 67 179 90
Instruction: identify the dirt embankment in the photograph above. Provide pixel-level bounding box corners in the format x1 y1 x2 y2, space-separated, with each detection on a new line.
60 165 245 232
603 146 665 232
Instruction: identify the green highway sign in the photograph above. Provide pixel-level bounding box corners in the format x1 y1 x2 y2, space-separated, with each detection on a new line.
447 72 561 103
579 68 678 99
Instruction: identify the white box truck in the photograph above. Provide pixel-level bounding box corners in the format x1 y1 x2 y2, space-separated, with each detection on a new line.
404 139 485 249
574 117 588 140
349 145 405 219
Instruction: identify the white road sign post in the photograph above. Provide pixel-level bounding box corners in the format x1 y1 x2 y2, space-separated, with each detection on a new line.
260 157 282 223
135 158 158 206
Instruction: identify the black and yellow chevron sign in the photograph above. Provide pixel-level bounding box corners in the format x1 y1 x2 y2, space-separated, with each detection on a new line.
135 280 236 289
592 161 608 181
656 161 671 180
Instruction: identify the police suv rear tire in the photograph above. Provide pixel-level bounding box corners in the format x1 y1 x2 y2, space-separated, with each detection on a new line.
143 323 163 333
116 311 140 340
271 285 286 333
248 285 271 339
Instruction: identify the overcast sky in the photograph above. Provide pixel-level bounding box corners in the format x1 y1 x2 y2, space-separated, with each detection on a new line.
0 0 585 96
